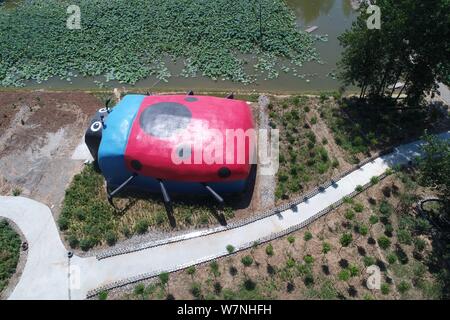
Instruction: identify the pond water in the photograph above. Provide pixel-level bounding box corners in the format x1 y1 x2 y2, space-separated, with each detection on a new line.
5 0 357 92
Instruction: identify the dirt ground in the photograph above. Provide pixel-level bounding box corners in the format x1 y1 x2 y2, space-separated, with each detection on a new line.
0 91 101 212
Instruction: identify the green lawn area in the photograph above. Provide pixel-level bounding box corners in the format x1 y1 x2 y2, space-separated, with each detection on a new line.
59 164 235 251
0 220 21 293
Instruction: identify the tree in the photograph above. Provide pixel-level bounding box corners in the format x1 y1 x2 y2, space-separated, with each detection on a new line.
338 0 450 106
419 134 450 209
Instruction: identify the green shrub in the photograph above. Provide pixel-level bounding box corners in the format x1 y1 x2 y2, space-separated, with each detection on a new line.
58 216 69 231
105 231 117 246
395 245 409 264
379 200 393 216
210 261 220 277
67 234 79 249
74 208 85 221
286 257 296 268
384 224 394 237
226 244 235 254
343 196 354 204
387 253 397 264
121 226 131 238
287 235 295 244
135 219 149 234
303 255 314 264
79 238 95 251
155 211 167 225
358 224 369 236
332 159 339 168
369 215 379 225
186 266 196 276
370 176 380 185
363 256 376 267
377 236 391 250
241 255 253 267
265 244 274 256
381 283 390 295
344 209 355 220
414 238 426 252
397 229 412 245
322 242 331 254
338 269 350 281
159 272 169 286
340 233 353 247
353 203 364 213
190 283 202 298
12 188 22 196
304 231 313 241
348 265 359 277
398 281 411 294
134 283 145 296
355 185 364 192
98 291 108 300
304 274 315 287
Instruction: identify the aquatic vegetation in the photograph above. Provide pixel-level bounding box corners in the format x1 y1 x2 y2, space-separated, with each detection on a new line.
0 0 320 87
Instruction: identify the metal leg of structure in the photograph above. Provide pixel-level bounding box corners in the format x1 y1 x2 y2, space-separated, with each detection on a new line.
202 183 224 204
107 173 138 205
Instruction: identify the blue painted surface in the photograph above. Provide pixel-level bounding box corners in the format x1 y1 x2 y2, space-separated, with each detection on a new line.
98 95 144 187
98 94 247 194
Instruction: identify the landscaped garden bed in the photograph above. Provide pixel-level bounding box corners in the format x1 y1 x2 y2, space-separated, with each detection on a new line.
267 95 344 201
0 220 21 295
109 167 447 300
59 164 239 252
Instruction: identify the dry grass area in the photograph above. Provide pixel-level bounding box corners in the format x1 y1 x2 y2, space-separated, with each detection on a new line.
111 169 445 300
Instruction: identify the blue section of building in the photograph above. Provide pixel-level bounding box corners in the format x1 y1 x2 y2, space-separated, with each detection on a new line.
98 95 144 187
98 94 248 195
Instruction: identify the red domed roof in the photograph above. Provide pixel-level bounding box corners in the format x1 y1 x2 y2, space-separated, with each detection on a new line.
124 95 255 182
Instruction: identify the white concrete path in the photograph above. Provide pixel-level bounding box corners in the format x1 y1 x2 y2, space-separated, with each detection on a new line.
438 83 450 106
0 197 69 299
1 132 449 300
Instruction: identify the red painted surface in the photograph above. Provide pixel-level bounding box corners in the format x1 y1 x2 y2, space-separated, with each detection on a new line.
124 95 255 182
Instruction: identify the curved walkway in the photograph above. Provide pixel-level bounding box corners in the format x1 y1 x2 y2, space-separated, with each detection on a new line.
1 131 449 300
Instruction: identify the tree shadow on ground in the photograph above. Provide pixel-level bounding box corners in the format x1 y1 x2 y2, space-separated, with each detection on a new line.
334 97 449 157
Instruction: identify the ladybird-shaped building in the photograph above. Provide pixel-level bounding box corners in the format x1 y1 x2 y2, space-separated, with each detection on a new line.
85 94 255 204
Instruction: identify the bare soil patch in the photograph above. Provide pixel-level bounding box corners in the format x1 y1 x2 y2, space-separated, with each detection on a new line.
0 91 101 211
